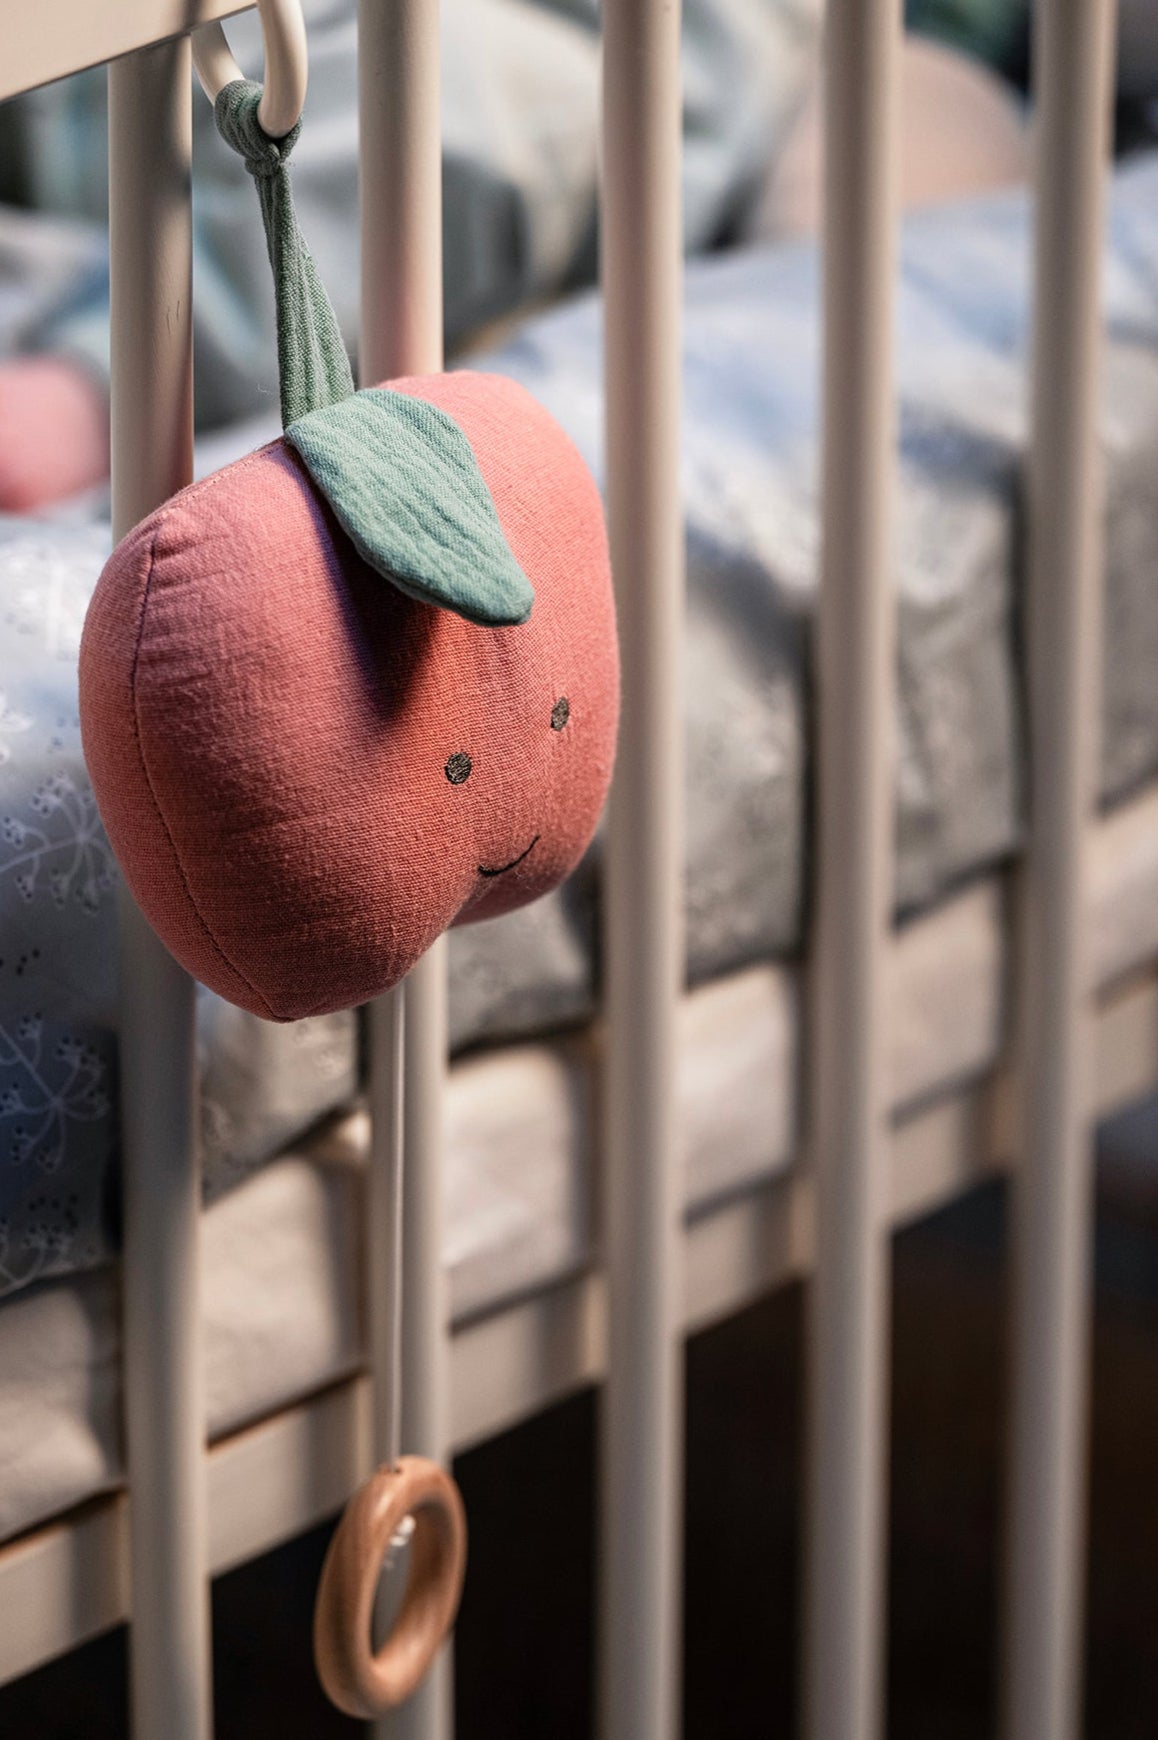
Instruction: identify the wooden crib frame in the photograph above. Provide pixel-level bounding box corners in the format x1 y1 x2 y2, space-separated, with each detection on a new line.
0 2 1144 1738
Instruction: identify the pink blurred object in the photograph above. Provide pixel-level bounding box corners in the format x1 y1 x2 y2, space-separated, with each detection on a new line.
0 357 109 513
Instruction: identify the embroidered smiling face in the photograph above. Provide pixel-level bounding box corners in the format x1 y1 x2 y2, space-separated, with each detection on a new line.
80 371 619 1020
356 512 615 948
445 696 568 880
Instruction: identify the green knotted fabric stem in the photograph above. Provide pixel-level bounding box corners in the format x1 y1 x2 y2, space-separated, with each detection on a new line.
214 79 355 428
212 80 534 627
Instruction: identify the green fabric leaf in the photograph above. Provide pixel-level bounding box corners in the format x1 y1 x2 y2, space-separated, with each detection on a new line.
285 389 535 627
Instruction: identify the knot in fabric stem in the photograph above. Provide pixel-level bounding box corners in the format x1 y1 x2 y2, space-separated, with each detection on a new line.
212 78 354 427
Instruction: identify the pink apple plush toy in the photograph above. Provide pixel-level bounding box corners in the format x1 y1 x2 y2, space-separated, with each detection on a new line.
80 371 618 1020
78 84 618 1021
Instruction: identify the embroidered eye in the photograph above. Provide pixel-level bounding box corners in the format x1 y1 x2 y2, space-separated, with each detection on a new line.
551 697 570 732
445 751 472 785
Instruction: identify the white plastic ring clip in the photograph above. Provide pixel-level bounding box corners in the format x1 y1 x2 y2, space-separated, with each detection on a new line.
192 0 309 139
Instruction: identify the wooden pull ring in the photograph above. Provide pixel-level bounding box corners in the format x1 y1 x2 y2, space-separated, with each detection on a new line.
314 1455 467 1718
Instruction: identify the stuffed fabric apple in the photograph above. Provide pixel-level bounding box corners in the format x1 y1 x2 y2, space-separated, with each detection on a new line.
79 81 618 1021
79 370 619 1020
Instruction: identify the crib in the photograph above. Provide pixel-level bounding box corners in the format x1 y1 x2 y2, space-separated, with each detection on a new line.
0 0 1147 1736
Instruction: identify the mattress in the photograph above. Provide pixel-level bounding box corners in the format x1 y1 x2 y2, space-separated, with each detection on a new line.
2 779 1156 1547
1 154 1158 1301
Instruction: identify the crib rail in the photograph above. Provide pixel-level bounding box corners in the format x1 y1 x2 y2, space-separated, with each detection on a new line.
598 0 685 1729
0 1 1129 1737
358 0 452 1732
107 39 209 1740
1007 5 1117 1737
804 2 899 1734
0 2 251 103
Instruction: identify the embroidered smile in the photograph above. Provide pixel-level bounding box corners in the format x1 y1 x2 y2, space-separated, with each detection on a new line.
478 835 540 878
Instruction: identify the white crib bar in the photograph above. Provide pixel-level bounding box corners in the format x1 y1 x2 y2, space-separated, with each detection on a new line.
358 0 444 380
358 0 453 1734
108 40 211 1740
1004 5 1117 1737
367 992 407 1469
598 0 686 1730
803 2 901 1738
393 946 453 1740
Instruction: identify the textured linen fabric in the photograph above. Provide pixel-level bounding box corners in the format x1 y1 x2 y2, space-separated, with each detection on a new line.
79 373 619 1019
285 390 534 624
212 80 355 428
